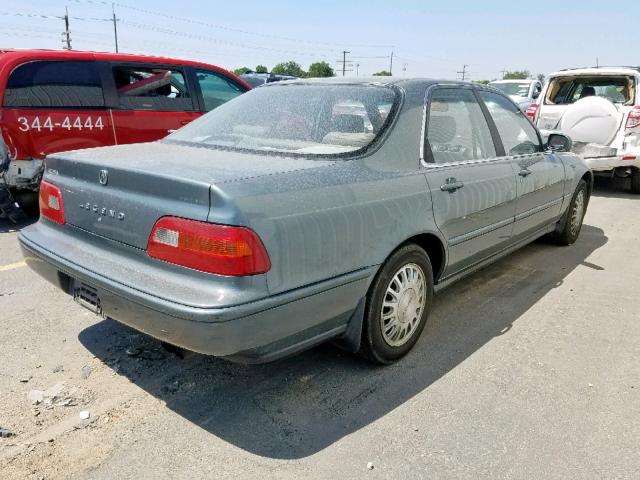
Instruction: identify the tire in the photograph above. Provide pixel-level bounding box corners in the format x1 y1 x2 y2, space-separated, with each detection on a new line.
631 169 640 194
552 179 588 246
359 244 434 364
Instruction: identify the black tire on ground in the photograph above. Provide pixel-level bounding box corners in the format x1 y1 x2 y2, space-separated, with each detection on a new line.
631 169 640 194
552 179 588 246
12 190 39 217
359 244 434 364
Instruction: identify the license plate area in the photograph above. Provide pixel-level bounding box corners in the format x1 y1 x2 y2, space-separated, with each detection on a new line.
73 282 103 316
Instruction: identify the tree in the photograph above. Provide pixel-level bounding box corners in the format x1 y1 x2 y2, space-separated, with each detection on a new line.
272 61 306 77
537 73 545 83
372 70 392 76
307 61 335 78
255 65 268 74
233 67 252 76
503 70 531 80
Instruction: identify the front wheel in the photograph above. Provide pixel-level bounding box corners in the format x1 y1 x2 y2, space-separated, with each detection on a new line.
552 179 588 246
359 244 434 364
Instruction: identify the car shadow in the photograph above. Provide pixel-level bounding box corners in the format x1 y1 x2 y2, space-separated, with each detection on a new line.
591 176 635 198
78 224 607 459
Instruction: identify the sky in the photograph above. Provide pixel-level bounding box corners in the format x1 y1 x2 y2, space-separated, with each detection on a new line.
1 0 636 80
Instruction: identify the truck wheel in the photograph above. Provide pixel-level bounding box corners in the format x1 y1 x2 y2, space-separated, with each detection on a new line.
552 180 588 246
631 169 640 194
359 244 433 364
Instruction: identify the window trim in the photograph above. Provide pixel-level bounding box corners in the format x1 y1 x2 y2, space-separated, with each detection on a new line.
189 67 249 113
420 83 502 166
475 86 544 156
3 59 108 110
107 62 198 112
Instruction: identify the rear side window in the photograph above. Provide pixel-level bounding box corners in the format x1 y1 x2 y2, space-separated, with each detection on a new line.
545 76 635 105
112 66 193 111
195 70 244 111
426 88 496 164
3 61 105 108
480 91 541 156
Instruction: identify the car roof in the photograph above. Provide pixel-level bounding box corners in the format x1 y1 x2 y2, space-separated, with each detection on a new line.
489 79 533 84
0 48 251 89
549 66 640 77
262 76 473 88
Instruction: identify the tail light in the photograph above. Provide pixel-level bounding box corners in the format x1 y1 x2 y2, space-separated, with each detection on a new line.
147 217 271 276
526 103 539 122
625 106 640 130
39 180 65 224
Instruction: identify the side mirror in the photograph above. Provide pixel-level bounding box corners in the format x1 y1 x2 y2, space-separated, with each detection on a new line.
547 133 573 153
532 90 540 99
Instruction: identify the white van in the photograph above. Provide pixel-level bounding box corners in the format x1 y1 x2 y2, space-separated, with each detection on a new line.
530 67 640 192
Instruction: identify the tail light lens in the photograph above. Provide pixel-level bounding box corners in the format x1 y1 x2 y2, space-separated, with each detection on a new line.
39 180 65 224
147 217 271 276
625 106 640 130
526 103 539 122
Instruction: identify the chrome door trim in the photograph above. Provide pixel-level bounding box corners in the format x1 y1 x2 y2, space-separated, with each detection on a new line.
448 217 514 247
514 197 563 222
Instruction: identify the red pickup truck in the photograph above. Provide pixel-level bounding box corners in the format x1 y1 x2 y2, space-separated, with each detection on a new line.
0 49 250 220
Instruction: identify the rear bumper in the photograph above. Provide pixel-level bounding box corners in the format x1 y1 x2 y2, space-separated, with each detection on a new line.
584 155 639 171
19 227 374 363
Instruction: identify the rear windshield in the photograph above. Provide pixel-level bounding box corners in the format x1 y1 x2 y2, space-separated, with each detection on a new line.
545 75 636 105
490 82 531 97
3 61 105 108
166 84 398 156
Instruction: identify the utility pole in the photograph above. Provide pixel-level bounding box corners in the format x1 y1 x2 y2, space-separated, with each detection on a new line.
389 50 394 76
61 7 72 50
500 68 507 79
596 57 599 68
356 63 360 77
340 50 351 76
112 3 119 53
457 64 468 81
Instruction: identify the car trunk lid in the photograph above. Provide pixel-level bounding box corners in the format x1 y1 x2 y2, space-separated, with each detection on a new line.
44 141 334 249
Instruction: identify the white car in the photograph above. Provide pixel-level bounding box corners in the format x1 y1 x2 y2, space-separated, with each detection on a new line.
529 67 640 193
489 79 542 112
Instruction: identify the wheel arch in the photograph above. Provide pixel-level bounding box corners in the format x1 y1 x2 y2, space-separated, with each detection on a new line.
397 232 447 283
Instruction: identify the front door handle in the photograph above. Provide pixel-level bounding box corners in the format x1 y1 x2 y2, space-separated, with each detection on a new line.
440 177 464 192
518 169 532 177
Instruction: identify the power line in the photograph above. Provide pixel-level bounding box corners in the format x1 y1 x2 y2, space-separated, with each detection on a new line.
67 0 394 50
338 50 351 77
61 7 72 50
457 64 468 81
112 4 119 53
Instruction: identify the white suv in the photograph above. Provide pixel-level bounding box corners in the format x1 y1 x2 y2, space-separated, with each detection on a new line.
529 67 640 192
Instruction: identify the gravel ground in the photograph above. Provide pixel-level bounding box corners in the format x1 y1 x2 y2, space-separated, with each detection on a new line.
0 177 638 479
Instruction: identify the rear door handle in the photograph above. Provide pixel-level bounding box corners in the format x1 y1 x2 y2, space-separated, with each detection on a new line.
518 169 532 177
440 177 464 192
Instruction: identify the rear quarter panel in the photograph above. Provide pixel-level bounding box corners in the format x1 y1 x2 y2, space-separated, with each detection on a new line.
218 93 444 295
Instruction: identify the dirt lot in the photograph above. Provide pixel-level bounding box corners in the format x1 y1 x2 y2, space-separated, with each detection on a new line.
1 178 639 479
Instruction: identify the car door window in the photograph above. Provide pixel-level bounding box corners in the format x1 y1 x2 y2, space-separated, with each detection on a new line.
195 70 244 111
3 61 105 108
426 88 496 164
112 65 193 111
479 91 541 156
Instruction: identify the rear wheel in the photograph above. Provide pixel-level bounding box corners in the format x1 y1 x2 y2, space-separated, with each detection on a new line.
359 244 433 364
631 169 640 194
552 179 588 246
